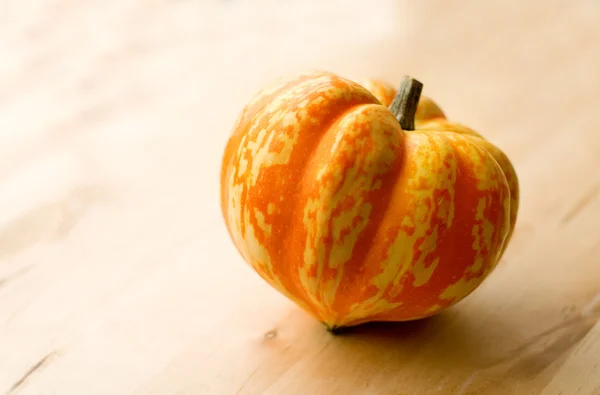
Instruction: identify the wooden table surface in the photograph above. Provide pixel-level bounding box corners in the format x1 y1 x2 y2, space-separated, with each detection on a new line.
1 1 599 394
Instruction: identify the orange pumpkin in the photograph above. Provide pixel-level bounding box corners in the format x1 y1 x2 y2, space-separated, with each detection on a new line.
220 71 519 332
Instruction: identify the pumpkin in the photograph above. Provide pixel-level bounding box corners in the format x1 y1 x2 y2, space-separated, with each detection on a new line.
220 71 519 332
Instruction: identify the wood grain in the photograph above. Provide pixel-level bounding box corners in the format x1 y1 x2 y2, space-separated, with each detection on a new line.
0 0 599 394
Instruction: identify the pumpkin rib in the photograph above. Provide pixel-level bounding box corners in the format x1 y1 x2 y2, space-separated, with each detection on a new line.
220 72 323 235
220 74 342 302
418 118 518 251
275 85 385 319
278 101 384 320
333 131 462 327
466 136 519 252
408 120 518 251
224 74 384 321
291 103 406 324
361 131 511 325
282 102 398 320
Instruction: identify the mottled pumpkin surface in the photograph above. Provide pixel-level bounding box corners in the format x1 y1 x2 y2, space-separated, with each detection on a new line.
220 71 519 329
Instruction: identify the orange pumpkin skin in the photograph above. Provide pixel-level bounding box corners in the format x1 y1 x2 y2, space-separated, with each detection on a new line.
220 71 519 330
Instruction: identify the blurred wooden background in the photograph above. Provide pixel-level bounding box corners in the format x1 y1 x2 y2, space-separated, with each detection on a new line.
0 0 599 394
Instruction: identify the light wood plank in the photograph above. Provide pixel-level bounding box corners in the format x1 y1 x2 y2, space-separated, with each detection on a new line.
542 320 600 395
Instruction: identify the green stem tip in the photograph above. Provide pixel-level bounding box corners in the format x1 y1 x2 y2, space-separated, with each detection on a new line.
389 75 423 131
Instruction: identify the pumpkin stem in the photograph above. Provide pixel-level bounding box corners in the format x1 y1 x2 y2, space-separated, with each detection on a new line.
389 76 423 131
325 324 349 335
